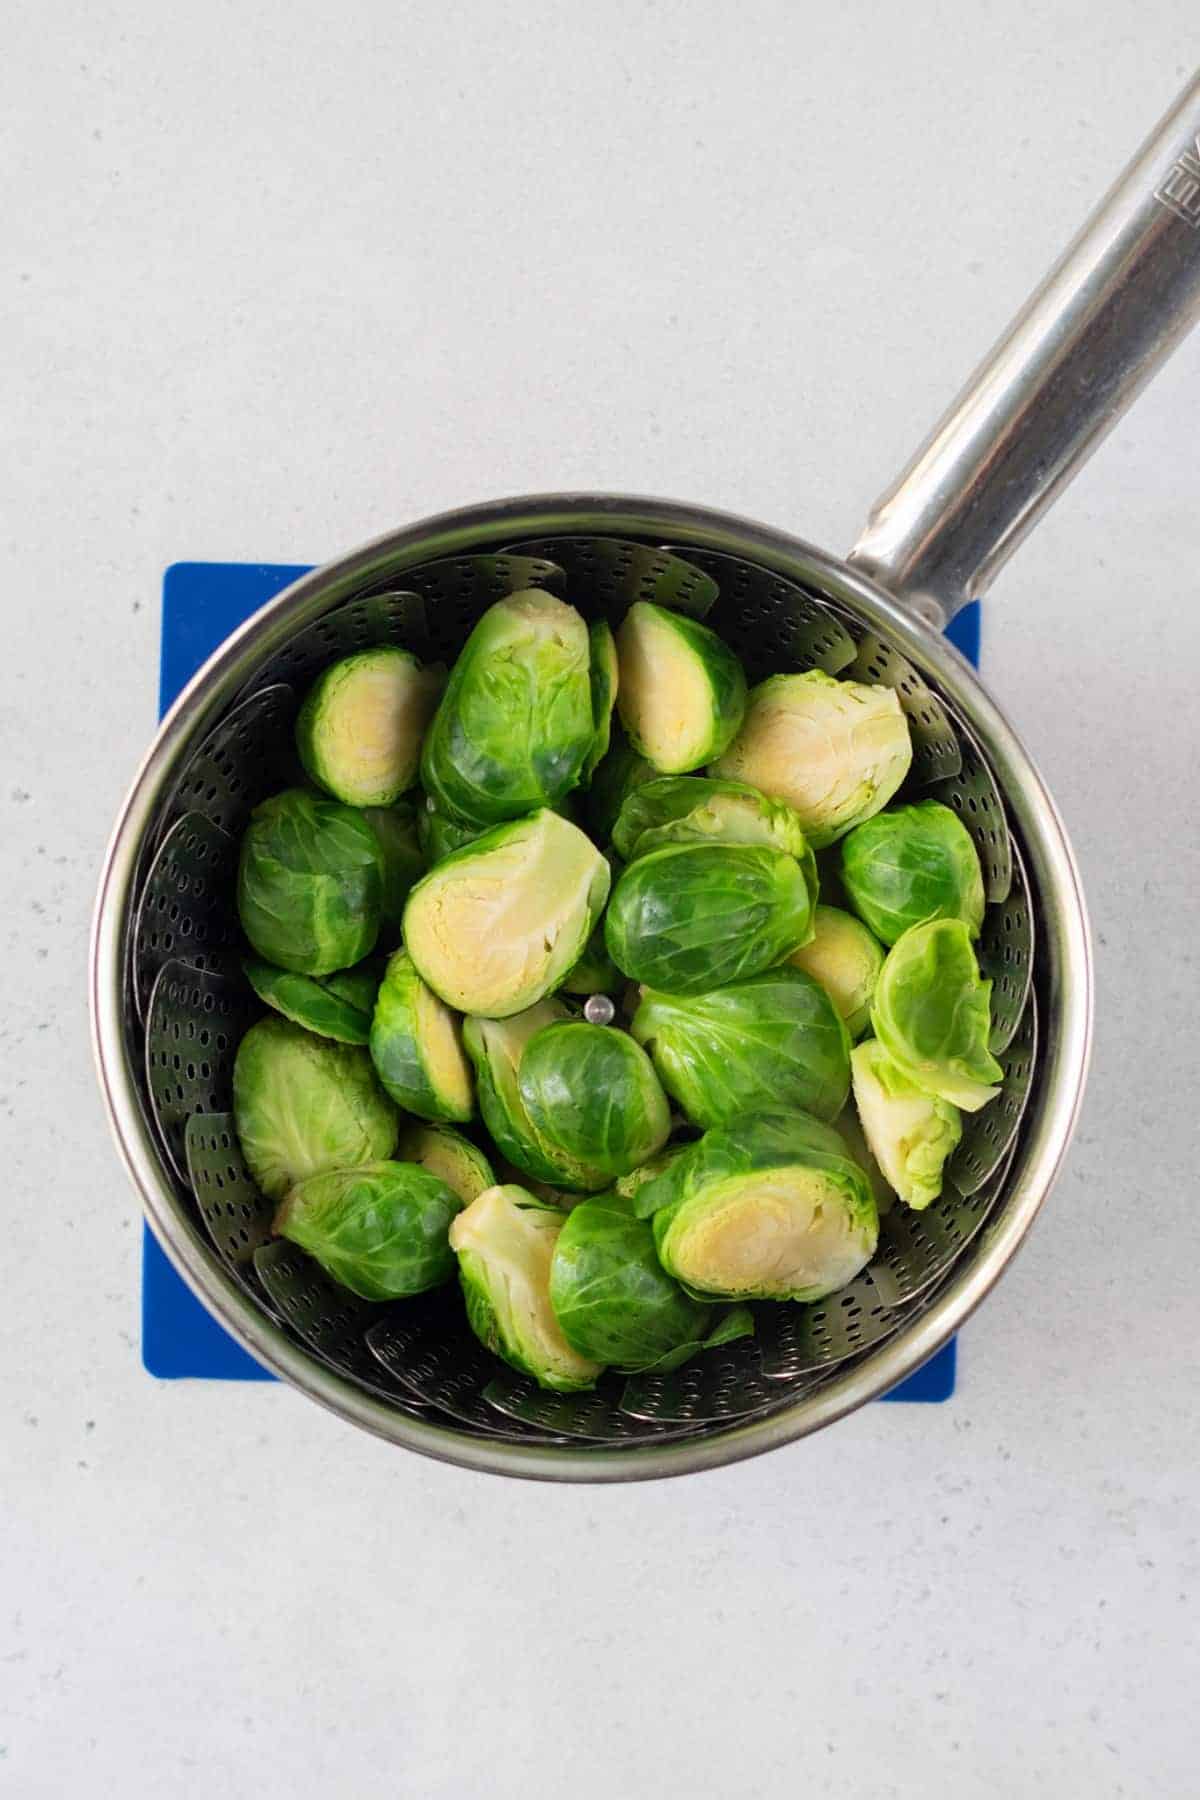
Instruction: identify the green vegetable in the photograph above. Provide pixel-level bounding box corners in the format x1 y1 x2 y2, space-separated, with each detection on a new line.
613 1147 689 1200
616 600 746 772
275 1161 461 1299
449 1185 604 1390
559 919 622 995
850 1038 961 1210
295 647 442 807
788 904 884 1039
233 1016 397 1199
585 727 656 838
463 1002 610 1192
417 799 483 864
242 957 379 1045
834 1100 895 1217
612 774 812 867
871 918 1002 1112
840 798 985 945
518 1021 671 1179
632 966 850 1128
583 618 619 781
237 789 383 976
369 949 474 1122
712 670 912 846
403 809 610 1017
363 802 427 937
605 842 815 994
395 1123 495 1205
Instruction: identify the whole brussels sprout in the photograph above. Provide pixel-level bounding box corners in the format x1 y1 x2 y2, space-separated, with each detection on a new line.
420 589 594 824
463 1001 611 1192
611 774 818 890
242 957 380 1045
788 904 885 1039
850 1038 962 1210
233 1016 398 1199
275 1160 461 1299
369 949 474 1123
585 727 656 839
583 618 619 782
363 801 427 938
517 1021 671 1179
872 918 1002 1111
632 966 850 1128
616 600 746 772
395 1123 495 1206
237 789 383 976
840 799 985 945
295 647 443 807
712 670 912 847
605 842 815 994
403 809 610 1018
449 1185 604 1390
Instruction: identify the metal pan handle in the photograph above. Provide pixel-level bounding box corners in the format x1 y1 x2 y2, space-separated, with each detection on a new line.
850 71 1200 625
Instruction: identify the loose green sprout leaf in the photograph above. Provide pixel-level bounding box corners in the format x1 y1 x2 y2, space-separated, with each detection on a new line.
850 1038 962 1210
632 966 850 1128
788 904 885 1039
395 1123 496 1205
583 618 619 782
449 1185 604 1390
363 802 427 937
295 647 443 806
841 799 985 945
369 949 474 1123
616 600 747 772
463 1002 611 1192
233 1016 398 1199
242 956 380 1044
518 1022 671 1179
275 1160 461 1299
872 918 1003 1111
712 670 912 847
585 726 657 838
237 789 383 975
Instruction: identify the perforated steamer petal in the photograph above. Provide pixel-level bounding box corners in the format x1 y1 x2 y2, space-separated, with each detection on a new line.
93 75 1200 1480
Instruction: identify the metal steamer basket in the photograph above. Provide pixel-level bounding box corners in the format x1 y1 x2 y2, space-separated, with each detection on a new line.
92 77 1200 1480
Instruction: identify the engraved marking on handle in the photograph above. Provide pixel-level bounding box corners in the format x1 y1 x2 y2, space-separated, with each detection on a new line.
1155 134 1200 227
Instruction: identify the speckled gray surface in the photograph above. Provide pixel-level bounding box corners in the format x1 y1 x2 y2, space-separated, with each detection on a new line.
4 5 1198 1795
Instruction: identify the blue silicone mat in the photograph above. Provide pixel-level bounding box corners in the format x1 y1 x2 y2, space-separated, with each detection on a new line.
145 561 980 1401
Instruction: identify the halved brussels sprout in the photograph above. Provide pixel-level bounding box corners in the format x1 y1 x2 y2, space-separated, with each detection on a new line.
605 842 815 994
363 802 427 937
611 774 816 874
616 601 746 772
275 1160 461 1299
449 1185 604 1390
585 727 656 839
403 809 610 1017
549 1192 754 1372
242 957 379 1044
369 949 473 1122
712 671 912 847
632 966 850 1128
850 1038 962 1210
463 1001 610 1192
395 1123 495 1205
295 648 443 807
788 904 885 1039
834 1100 895 1217
584 618 619 781
840 799 986 944
518 1021 671 1179
872 918 1002 1111
233 1016 398 1199
416 797 483 865
420 589 594 824
638 1112 878 1302
237 789 383 975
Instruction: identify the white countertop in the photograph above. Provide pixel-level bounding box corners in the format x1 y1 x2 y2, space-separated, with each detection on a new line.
4 5 1198 1794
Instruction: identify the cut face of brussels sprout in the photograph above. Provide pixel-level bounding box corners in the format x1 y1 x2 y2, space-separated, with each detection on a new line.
612 773 815 870
403 809 611 1017
395 1123 495 1205
605 842 815 994
585 727 657 839
712 671 912 847
296 648 443 807
237 789 383 976
463 1002 611 1192
616 601 747 773
275 1161 461 1299
584 618 619 782
242 957 379 1045
632 966 850 1128
518 1021 671 1179
850 1038 962 1211
872 918 1003 1112
363 802 427 936
420 589 594 824
840 799 986 945
233 1016 398 1199
449 1185 604 1390
788 904 885 1039
369 949 474 1123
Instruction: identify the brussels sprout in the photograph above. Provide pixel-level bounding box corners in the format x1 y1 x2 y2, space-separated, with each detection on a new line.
560 920 622 996
295 648 443 807
612 1146 690 1200
463 1001 610 1192
242 957 379 1045
872 918 1003 1112
616 601 746 772
585 727 656 839
605 842 815 994
583 618 619 781
395 1123 495 1205
612 774 814 869
237 789 383 975
840 799 986 945
518 1021 671 1179
637 1112 879 1302
632 966 850 1128
834 1100 895 1217
403 809 610 1017
712 670 912 847
420 589 593 824
549 1192 754 1371
850 1038 962 1211
449 1185 604 1390
788 904 885 1039
233 1016 398 1199
363 802 427 936
369 949 473 1123
417 798 483 864
275 1161 461 1299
